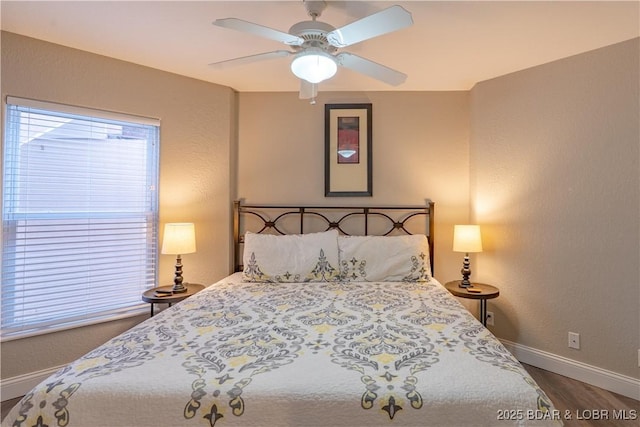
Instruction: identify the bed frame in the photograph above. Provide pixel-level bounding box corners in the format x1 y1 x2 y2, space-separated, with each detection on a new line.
233 199 435 274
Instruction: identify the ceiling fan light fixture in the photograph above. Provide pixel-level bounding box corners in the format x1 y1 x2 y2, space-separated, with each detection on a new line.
290 49 337 84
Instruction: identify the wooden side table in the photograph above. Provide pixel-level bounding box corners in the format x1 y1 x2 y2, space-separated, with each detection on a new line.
444 280 499 326
142 283 204 316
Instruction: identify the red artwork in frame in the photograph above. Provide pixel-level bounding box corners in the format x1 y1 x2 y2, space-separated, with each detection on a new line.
325 103 372 197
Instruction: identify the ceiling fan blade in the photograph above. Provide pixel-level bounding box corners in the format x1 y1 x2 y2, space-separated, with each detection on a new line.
326 5 413 48
209 50 292 68
336 52 407 86
213 18 304 46
299 80 318 100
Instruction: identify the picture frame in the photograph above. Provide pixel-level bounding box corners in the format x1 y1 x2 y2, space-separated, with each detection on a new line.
324 103 372 197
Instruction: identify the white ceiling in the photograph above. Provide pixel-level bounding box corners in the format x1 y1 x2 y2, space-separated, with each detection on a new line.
1 1 638 92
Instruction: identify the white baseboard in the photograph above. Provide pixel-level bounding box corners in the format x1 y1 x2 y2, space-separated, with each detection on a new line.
1 364 66 401
3 343 638 403
501 339 640 401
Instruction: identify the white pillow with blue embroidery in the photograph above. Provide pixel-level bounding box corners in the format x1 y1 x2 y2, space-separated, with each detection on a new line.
242 229 340 282
338 234 432 282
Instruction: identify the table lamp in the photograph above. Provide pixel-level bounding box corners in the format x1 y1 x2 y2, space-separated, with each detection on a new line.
161 223 196 293
453 225 483 288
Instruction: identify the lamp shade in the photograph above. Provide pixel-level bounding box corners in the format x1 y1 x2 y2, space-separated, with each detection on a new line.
290 49 337 84
453 225 483 253
161 223 196 255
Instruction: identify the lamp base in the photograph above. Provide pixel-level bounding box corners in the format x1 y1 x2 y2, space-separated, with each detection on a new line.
458 278 472 288
459 253 472 288
172 254 188 293
172 283 188 293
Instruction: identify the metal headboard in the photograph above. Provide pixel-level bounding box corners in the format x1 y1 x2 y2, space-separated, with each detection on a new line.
233 200 435 274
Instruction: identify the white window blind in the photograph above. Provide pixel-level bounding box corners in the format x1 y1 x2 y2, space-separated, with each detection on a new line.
2 97 159 340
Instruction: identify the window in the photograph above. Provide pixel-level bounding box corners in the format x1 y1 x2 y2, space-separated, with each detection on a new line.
2 97 159 340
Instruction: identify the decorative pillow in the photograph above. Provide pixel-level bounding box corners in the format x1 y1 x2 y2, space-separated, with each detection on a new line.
338 234 432 282
242 230 340 282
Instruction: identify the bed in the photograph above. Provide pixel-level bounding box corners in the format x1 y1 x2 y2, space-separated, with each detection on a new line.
2 201 562 427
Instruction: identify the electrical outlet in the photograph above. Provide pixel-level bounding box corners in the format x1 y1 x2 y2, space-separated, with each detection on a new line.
568 332 580 349
485 311 494 326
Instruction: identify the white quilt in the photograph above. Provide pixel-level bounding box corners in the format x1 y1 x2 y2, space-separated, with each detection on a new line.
3 273 562 426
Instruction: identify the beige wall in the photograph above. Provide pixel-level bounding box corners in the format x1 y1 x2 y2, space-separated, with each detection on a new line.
469 38 639 378
1 32 235 378
237 91 470 280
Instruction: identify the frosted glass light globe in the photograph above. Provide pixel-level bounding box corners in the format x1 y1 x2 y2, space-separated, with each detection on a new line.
291 50 337 84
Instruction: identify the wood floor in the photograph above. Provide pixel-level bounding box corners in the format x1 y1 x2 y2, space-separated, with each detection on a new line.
2 364 638 425
522 364 639 426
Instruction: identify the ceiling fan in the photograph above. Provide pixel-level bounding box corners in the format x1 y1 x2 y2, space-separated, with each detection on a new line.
209 0 413 101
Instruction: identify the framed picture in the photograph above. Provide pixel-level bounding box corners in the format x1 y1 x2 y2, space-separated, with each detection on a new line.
324 103 372 197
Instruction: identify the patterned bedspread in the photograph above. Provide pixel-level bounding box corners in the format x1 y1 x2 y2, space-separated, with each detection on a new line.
3 273 562 426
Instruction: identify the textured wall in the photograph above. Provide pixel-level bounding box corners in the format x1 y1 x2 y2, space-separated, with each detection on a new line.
1 32 235 378
470 38 639 378
237 91 471 281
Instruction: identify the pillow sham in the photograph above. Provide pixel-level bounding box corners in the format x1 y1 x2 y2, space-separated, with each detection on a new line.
338 234 432 282
242 229 340 282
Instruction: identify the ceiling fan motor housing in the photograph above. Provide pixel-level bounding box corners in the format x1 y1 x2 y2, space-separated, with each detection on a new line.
288 21 337 53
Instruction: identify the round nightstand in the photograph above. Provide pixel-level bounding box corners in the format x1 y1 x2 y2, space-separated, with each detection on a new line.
142 283 205 316
444 280 499 326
